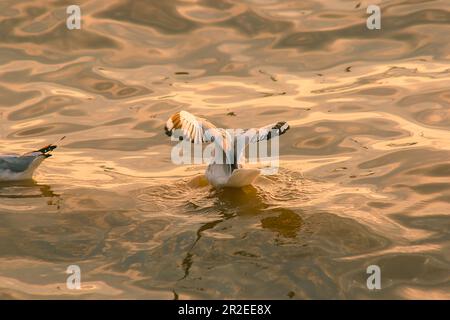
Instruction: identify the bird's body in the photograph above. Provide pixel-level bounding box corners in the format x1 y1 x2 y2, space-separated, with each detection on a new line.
0 144 57 182
205 163 233 187
165 110 289 188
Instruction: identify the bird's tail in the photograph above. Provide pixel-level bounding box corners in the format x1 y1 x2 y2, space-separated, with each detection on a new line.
35 144 57 158
24 136 65 158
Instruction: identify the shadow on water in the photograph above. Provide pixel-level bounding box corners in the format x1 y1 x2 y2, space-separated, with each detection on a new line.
0 179 60 205
211 185 269 216
179 185 303 280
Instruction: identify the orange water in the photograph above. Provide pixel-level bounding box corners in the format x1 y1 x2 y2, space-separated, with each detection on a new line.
0 0 449 299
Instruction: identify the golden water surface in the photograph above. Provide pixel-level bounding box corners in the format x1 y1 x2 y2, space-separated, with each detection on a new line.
0 0 449 299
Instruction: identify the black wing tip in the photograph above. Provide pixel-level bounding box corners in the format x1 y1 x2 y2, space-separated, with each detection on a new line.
273 121 290 134
30 144 57 159
164 126 188 142
164 125 172 137
37 144 57 154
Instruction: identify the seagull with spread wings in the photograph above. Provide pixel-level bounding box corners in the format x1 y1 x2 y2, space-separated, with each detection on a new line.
164 110 290 188
0 144 58 182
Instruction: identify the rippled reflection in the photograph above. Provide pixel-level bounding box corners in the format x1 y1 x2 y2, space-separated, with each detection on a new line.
0 0 449 299
0 180 59 199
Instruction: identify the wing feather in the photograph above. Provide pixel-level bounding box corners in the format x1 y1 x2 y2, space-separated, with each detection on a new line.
164 110 223 144
241 121 290 143
164 111 289 166
234 121 290 165
164 110 235 163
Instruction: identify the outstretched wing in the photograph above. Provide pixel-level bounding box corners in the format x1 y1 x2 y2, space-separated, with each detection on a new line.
234 121 290 164
239 121 290 143
164 110 223 144
164 111 234 162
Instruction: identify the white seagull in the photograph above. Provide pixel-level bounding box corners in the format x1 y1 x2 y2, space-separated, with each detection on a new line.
0 144 58 182
164 110 290 188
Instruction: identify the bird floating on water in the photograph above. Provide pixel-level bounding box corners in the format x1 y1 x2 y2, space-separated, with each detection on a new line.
0 138 63 182
164 111 289 188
